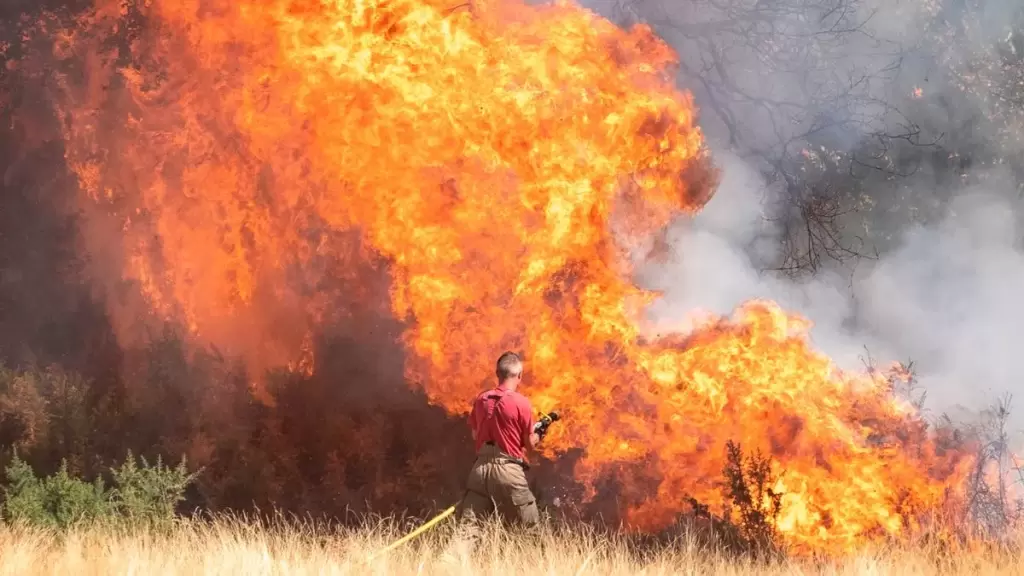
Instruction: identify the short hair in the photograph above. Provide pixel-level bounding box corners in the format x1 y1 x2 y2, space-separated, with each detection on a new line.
495 351 523 381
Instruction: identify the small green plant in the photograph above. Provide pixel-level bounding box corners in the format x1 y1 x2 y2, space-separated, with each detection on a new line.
1 451 200 529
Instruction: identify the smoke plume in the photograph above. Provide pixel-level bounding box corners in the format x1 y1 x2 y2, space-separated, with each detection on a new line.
624 0 1024 439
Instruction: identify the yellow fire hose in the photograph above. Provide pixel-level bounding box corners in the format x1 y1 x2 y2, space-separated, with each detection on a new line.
367 504 457 561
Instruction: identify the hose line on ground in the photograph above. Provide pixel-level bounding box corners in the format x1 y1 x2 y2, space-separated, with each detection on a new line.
367 504 457 560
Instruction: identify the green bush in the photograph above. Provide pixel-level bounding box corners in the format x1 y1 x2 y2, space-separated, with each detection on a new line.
2 455 111 529
1 451 199 529
109 451 199 526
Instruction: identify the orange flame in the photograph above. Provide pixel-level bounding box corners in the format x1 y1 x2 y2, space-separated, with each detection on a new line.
32 0 972 554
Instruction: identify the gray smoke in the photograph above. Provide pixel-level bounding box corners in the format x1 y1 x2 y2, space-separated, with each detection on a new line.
853 185 1024 416
607 0 1024 443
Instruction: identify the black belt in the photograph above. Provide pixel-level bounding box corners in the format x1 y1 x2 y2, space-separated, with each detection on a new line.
478 442 530 471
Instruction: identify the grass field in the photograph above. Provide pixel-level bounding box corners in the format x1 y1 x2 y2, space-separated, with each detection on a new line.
0 515 1020 575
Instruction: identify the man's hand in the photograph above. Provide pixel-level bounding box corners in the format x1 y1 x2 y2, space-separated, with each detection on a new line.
527 431 540 449
532 411 559 443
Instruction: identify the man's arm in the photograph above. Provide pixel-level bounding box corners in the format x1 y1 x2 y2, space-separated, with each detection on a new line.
522 400 540 450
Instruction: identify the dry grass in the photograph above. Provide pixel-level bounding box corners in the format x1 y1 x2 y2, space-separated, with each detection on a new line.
0 515 1020 575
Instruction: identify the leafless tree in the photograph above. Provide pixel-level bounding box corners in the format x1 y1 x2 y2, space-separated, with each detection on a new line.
961 394 1024 537
588 0 919 273
594 0 1024 275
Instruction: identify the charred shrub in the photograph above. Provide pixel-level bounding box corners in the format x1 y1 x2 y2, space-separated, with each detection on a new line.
0 364 92 474
680 440 785 559
718 440 784 558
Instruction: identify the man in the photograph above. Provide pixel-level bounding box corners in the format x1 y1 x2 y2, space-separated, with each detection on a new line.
457 351 540 526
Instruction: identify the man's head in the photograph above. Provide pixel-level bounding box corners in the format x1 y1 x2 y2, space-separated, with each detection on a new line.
495 351 523 389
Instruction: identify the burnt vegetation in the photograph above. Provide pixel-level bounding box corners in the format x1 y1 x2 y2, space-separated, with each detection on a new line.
720 441 784 558
1 0 1024 560
677 441 786 559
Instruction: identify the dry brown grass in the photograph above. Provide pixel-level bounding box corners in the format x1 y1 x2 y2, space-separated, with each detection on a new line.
0 515 1020 575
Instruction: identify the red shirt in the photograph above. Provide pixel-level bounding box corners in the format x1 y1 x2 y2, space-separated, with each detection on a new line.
469 386 534 460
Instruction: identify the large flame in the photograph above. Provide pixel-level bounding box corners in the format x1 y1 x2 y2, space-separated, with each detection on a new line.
23 0 971 554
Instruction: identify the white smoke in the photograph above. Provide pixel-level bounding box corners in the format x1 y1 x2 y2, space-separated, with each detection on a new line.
638 150 881 373
853 188 1024 414
641 146 1024 436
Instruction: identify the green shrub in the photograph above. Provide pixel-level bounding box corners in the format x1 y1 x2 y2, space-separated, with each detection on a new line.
109 451 199 526
1 451 199 529
2 454 111 529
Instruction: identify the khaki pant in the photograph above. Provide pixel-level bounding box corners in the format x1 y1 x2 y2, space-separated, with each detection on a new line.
457 444 539 526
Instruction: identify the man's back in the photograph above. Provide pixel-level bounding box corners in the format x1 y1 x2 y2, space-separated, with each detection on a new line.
469 387 534 460
457 352 541 527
